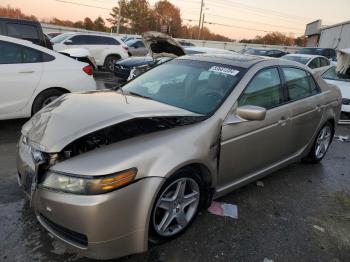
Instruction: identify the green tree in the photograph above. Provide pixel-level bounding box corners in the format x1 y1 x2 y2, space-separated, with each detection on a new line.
154 0 182 37
93 16 107 32
84 17 94 30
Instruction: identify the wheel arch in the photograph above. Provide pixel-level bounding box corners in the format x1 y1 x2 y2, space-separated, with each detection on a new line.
31 87 70 115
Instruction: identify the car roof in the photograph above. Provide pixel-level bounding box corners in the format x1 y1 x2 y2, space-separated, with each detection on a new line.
284 54 325 59
0 17 40 25
185 47 234 53
178 53 273 68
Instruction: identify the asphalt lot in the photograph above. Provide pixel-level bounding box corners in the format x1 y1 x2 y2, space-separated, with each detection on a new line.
0 72 350 262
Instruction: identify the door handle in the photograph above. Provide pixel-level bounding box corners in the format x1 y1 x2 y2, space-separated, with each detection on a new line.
19 70 35 74
315 104 323 112
278 117 289 126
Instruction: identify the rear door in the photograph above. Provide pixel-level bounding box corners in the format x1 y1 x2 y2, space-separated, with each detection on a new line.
281 67 323 154
218 67 293 187
0 40 43 117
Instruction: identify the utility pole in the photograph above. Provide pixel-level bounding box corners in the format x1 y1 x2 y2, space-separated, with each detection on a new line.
201 13 205 40
197 0 204 39
117 0 121 34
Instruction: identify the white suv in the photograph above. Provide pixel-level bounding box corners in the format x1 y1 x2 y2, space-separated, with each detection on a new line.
52 33 129 71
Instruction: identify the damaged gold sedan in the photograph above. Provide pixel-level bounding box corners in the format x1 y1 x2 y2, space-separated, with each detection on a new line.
17 54 341 259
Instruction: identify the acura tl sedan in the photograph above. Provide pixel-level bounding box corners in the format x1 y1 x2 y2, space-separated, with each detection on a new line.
17 54 341 259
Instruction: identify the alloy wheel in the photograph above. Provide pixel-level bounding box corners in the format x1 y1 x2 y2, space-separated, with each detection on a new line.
153 177 200 237
315 125 332 159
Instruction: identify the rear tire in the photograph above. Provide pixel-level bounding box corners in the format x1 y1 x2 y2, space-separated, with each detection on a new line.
104 55 121 72
149 168 205 244
302 122 334 163
31 89 66 115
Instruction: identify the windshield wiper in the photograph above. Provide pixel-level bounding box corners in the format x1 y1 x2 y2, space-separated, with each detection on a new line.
127 91 154 100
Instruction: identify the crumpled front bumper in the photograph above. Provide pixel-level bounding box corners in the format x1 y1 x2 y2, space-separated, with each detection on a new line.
16 137 164 260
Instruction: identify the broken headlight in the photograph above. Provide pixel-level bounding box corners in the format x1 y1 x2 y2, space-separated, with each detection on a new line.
41 168 137 195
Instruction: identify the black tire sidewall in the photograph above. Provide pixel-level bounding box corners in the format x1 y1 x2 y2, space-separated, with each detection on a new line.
32 89 65 115
149 168 205 243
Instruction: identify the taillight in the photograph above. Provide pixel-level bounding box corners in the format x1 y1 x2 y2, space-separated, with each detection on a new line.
83 65 93 76
122 45 128 51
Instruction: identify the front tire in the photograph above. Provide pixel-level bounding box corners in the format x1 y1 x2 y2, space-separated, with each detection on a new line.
32 89 66 115
150 169 204 243
303 122 334 163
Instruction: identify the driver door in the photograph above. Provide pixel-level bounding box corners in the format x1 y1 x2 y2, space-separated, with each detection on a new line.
218 67 294 188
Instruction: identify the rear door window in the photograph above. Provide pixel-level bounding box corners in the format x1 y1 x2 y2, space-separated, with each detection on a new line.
0 40 52 64
0 41 22 64
238 68 283 109
6 23 39 40
283 67 319 101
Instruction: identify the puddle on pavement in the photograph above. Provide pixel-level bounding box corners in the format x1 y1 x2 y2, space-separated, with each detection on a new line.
0 199 81 262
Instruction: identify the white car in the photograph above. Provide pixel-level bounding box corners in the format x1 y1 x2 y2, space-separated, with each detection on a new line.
322 66 350 124
282 54 331 72
0 35 96 120
51 33 129 71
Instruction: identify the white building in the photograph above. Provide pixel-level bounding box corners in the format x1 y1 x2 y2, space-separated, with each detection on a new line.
305 20 350 49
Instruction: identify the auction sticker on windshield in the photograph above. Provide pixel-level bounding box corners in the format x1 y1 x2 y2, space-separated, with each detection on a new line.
209 66 240 76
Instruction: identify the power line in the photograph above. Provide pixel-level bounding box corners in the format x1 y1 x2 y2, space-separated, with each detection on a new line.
204 1 307 25
205 13 303 32
54 0 112 10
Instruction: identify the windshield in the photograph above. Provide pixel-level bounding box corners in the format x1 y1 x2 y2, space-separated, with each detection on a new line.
125 39 138 46
122 59 246 115
282 55 310 65
245 49 271 56
323 66 350 82
297 48 323 55
51 33 73 44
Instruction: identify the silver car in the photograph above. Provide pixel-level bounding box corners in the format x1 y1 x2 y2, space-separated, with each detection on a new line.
17 54 341 259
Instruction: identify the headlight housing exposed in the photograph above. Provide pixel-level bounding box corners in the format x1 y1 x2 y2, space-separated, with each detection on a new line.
342 98 350 105
41 168 137 195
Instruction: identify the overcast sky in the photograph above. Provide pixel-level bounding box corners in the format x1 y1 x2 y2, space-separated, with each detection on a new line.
1 0 349 39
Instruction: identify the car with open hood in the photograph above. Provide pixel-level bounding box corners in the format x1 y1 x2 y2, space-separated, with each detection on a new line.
17 53 341 260
320 48 350 124
114 32 236 81
114 31 185 81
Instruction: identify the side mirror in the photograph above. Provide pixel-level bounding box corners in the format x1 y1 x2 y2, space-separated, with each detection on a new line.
64 39 73 45
236 105 266 121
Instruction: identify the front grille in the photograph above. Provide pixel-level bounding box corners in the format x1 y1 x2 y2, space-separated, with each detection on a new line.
340 111 350 121
40 214 88 247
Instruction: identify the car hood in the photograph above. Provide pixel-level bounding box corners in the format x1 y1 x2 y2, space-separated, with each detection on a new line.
116 56 153 67
325 79 350 99
142 31 185 59
22 91 201 153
